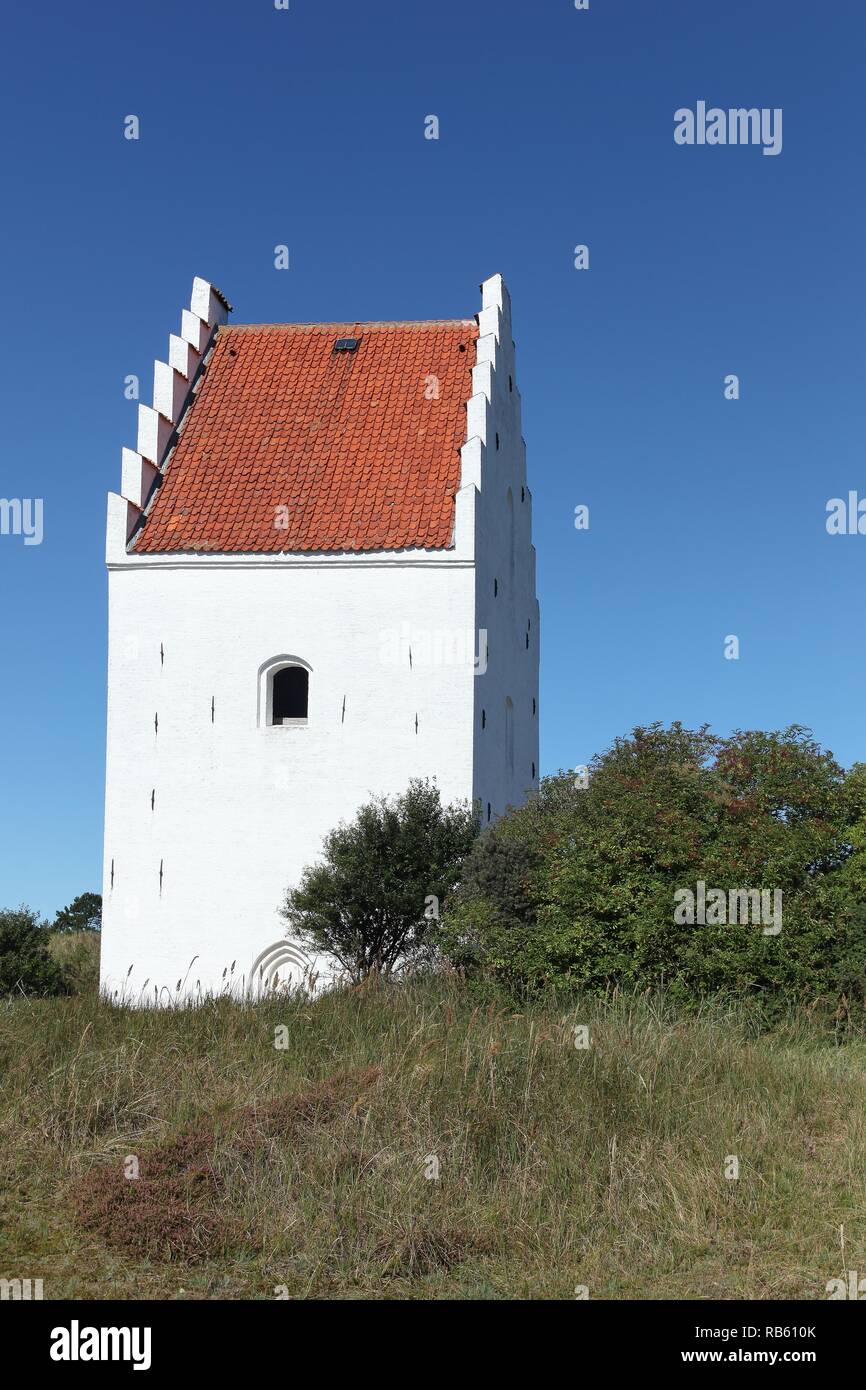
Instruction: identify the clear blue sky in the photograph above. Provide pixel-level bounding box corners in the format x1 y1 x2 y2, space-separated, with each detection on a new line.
1 0 864 918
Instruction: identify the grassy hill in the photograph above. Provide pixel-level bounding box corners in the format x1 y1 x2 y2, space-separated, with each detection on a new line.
1 975 864 1300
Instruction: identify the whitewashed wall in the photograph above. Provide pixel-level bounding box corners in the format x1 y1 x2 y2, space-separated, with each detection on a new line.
464 275 540 822
100 274 539 1002
100 556 476 1000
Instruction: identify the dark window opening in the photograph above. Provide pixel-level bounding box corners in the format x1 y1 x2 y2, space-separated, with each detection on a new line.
272 666 308 724
333 337 360 353
494 578 498 597
481 709 486 728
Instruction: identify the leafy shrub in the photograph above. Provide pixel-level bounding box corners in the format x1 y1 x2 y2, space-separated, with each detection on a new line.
437 723 866 1010
0 906 68 997
283 779 477 981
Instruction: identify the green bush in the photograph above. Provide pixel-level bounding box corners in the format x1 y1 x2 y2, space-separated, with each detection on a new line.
437 723 866 1011
0 906 68 997
283 779 477 982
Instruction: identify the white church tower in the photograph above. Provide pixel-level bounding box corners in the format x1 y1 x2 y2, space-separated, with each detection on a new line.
100 274 539 1001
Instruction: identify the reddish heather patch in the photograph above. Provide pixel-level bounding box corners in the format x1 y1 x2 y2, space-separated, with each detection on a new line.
71 1068 381 1261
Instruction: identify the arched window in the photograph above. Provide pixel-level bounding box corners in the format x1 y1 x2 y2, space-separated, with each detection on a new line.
258 656 311 727
273 666 308 723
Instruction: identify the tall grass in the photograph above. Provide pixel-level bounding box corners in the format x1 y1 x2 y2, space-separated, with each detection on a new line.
46 930 101 996
0 978 863 1299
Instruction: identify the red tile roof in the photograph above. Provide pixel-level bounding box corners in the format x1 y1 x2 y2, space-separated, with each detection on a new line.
132 318 478 554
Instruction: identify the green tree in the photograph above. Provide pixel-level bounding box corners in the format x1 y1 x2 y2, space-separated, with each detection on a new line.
52 891 102 934
282 780 477 982
0 906 68 997
438 723 866 1009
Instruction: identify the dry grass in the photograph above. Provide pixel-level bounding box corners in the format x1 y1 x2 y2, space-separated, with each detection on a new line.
46 930 100 995
0 977 864 1299
70 1067 381 1261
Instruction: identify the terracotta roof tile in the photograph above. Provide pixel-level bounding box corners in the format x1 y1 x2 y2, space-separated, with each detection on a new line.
133 318 477 555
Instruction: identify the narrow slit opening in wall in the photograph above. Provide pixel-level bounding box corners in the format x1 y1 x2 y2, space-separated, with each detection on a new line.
110 859 115 890
160 642 164 667
159 860 164 893
415 713 419 735
151 789 155 811
341 695 346 724
154 712 158 735
211 696 215 723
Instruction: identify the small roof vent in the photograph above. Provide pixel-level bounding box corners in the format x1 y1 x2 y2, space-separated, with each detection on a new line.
333 336 361 353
